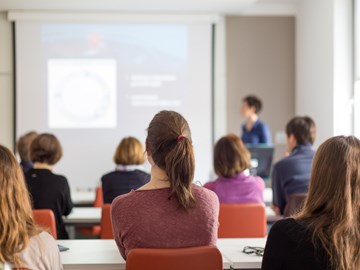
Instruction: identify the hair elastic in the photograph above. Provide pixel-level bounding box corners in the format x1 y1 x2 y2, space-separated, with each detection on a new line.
177 134 186 142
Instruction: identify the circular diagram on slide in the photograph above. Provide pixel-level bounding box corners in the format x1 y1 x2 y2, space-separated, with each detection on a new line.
48 58 117 129
54 71 111 121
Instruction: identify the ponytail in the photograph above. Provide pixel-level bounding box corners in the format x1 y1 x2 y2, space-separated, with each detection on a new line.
146 110 197 210
165 137 196 209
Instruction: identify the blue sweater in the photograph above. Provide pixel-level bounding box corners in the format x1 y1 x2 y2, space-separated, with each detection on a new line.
271 144 315 214
241 120 271 144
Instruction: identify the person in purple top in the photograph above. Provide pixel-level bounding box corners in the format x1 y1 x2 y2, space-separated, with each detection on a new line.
204 134 265 204
241 95 271 145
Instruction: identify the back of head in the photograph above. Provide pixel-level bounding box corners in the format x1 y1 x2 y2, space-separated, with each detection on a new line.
0 145 40 266
214 134 250 178
113 137 145 165
296 136 360 270
243 95 262 114
30 133 63 165
146 110 195 209
286 116 316 145
16 131 38 162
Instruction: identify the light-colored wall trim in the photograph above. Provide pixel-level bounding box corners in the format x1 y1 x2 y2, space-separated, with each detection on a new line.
0 12 14 149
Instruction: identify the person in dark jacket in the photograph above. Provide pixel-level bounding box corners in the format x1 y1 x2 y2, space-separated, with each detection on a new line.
271 116 316 215
101 136 150 204
25 133 73 239
16 131 38 173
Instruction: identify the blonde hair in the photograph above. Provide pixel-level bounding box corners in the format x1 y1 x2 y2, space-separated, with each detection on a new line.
0 145 41 266
214 134 250 177
295 136 360 270
113 137 145 165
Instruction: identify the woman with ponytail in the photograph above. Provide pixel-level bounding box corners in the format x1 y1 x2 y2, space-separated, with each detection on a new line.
111 110 219 259
0 145 62 269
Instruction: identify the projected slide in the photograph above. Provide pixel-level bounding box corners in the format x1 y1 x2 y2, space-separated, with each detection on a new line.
48 59 117 128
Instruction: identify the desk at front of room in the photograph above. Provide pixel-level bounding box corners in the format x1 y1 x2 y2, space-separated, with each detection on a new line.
58 238 266 270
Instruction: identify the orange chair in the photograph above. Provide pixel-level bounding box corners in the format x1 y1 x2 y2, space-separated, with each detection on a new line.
32 209 57 239
218 203 266 238
100 204 113 239
126 246 223 270
77 186 103 237
93 186 104 208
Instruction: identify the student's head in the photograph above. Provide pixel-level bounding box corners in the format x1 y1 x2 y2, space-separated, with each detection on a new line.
30 133 63 165
296 136 360 269
241 95 262 117
285 116 316 148
214 134 250 178
113 137 145 165
0 145 41 266
16 131 38 162
146 110 195 209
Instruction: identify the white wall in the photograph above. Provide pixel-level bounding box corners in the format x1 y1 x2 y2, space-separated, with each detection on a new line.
0 12 13 149
296 0 353 146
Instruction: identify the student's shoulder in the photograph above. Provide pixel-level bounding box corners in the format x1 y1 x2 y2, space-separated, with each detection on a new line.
111 191 137 209
270 218 308 240
192 184 219 205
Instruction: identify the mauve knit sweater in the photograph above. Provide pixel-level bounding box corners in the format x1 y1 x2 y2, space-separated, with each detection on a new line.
111 184 219 259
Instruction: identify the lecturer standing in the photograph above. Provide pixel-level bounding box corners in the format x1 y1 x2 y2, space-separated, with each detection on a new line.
240 95 271 145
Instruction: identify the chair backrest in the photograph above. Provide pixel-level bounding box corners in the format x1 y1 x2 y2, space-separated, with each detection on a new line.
218 203 266 238
94 186 104 208
284 193 307 217
32 209 57 239
126 246 223 270
100 204 113 239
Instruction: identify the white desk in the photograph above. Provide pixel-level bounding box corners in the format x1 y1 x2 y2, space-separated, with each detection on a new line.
217 238 266 269
64 207 101 226
71 191 96 206
263 188 272 205
57 240 233 270
58 240 123 270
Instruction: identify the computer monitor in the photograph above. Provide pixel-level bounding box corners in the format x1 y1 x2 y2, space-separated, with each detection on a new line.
246 144 274 179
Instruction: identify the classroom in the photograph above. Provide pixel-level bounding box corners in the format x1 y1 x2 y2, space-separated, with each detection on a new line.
0 0 359 269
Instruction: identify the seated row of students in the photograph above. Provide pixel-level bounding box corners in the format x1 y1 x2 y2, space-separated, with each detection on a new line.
15 114 314 241
3 110 360 269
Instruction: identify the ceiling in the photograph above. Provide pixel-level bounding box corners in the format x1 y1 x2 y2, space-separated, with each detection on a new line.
0 0 300 15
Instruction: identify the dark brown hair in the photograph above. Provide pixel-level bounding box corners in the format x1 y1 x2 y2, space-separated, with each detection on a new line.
30 133 62 165
16 131 38 162
214 134 250 177
113 137 145 165
243 95 262 114
286 116 316 145
295 136 360 269
146 110 195 209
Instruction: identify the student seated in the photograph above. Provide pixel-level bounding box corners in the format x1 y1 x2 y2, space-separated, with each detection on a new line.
25 133 73 239
204 134 264 203
0 145 62 269
262 136 360 270
101 136 150 204
271 116 316 215
240 95 271 144
111 110 219 259
16 131 38 173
